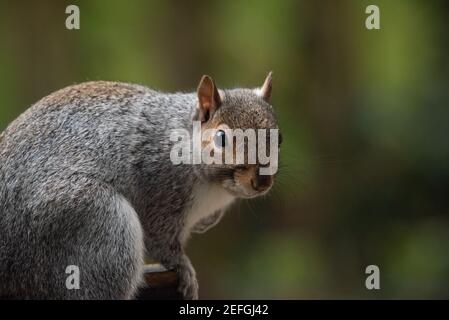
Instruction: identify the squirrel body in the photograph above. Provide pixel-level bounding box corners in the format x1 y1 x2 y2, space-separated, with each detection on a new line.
0 75 278 299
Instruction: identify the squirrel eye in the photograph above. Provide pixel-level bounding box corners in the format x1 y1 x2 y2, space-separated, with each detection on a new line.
214 130 226 148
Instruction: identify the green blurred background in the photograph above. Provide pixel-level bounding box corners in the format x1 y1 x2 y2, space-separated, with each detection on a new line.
1 0 448 299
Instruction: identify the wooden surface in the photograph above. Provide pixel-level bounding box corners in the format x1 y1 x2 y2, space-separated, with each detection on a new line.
0 263 180 300
136 264 182 300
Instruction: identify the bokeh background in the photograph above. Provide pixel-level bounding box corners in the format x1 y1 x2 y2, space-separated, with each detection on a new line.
1 0 448 299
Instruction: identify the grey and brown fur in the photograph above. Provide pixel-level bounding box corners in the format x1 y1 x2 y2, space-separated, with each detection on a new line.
0 74 279 299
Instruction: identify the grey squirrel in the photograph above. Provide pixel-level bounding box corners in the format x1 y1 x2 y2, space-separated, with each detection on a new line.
0 73 280 299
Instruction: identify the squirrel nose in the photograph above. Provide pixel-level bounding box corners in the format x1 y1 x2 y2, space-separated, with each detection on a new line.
251 174 273 192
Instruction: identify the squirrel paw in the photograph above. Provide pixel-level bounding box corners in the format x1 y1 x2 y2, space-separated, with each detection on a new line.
177 257 199 300
192 210 224 234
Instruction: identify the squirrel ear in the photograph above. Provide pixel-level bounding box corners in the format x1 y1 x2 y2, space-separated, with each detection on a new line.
196 75 222 123
255 71 273 102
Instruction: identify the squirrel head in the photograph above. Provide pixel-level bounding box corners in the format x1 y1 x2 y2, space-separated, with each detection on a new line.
192 72 281 198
